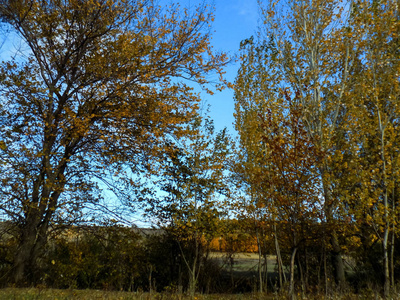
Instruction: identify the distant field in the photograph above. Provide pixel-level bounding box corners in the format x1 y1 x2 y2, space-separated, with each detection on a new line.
210 252 355 275
209 252 277 273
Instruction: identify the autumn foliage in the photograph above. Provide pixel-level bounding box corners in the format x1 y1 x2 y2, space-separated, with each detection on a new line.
0 0 400 298
234 0 400 297
0 0 227 286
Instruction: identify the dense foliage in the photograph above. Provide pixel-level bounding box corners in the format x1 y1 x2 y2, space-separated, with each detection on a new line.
0 0 227 286
234 0 400 298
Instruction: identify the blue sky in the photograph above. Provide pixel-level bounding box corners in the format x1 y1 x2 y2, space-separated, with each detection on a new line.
202 0 259 134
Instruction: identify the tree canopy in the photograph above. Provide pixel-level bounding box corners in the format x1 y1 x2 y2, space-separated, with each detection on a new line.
0 0 228 284
233 0 400 296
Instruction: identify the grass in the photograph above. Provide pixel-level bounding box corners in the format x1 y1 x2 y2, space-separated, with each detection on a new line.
0 288 390 300
0 288 279 300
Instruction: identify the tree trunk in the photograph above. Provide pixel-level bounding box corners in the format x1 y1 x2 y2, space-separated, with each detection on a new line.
304 247 309 291
13 210 51 285
13 233 36 285
12 149 67 285
255 227 263 293
289 247 298 300
330 230 345 290
263 252 268 294
188 238 198 298
148 265 153 296
317 246 323 294
297 253 305 295
383 221 390 298
178 262 183 295
324 244 329 297
378 110 390 299
391 226 395 293
391 199 395 293
180 233 201 299
323 182 345 290
274 224 286 288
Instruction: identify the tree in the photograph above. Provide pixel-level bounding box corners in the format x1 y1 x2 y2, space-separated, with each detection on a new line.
148 113 231 296
235 0 400 296
234 0 362 290
233 36 287 292
342 1 400 296
234 38 324 295
0 0 227 285
260 94 323 298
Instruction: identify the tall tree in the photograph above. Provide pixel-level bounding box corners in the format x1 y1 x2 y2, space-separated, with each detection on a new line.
343 1 400 296
232 36 281 293
0 0 227 285
146 113 231 296
235 0 400 296
259 94 323 298
235 0 360 289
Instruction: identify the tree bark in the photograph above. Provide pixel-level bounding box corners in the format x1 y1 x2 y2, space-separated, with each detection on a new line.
274 224 286 288
255 227 263 293
378 109 390 299
289 247 298 300
391 225 395 292
297 252 305 295
13 228 37 285
263 252 268 294
324 245 328 296
330 230 345 290
383 224 390 298
391 188 395 293
13 172 63 285
274 228 282 289
323 182 345 289
13 215 50 285
304 247 309 291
